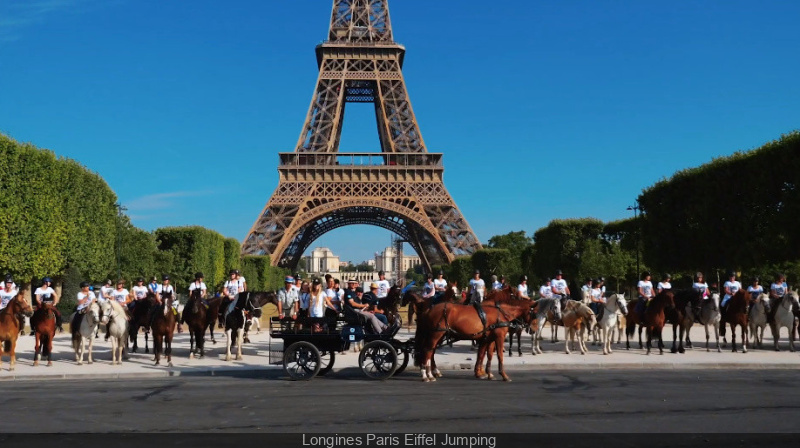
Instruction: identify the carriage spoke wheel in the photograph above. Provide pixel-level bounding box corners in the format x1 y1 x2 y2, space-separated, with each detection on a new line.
283 342 321 381
359 340 398 380
318 350 336 376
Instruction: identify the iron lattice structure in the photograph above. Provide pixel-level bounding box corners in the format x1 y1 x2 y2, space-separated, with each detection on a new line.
243 0 482 270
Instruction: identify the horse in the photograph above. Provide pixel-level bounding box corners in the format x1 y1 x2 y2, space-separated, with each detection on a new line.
204 296 223 344
128 292 156 353
402 284 460 327
413 297 534 382
720 289 749 353
697 292 722 352
474 287 529 362
529 297 563 355
625 297 646 350
748 292 770 349
99 299 129 365
241 291 278 343
72 301 101 365
31 303 57 367
561 301 596 355
476 296 537 380
644 290 675 355
769 291 800 352
182 288 207 359
224 292 261 361
596 293 628 355
666 289 701 354
151 291 177 367
0 295 34 370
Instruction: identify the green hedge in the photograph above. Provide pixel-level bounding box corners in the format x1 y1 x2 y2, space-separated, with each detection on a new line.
154 226 226 291
639 131 800 276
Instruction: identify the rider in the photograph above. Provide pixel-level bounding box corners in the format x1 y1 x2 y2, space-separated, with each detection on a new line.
693 272 710 299
99 279 114 304
768 273 788 320
551 270 570 308
106 280 131 340
635 271 655 321
72 281 96 333
222 270 243 322
344 278 388 334
433 271 447 302
491 275 502 291
539 278 553 300
422 274 436 302
130 277 149 312
469 270 485 304
34 277 62 333
590 278 606 319
657 273 672 293
581 278 592 297
160 275 181 332
517 275 531 300
721 271 742 315
3 274 17 292
1 278 19 311
747 276 764 303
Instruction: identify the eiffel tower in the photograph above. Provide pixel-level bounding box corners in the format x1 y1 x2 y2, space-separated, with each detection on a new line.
242 0 482 270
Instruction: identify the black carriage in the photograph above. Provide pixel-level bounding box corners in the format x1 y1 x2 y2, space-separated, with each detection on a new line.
269 315 412 381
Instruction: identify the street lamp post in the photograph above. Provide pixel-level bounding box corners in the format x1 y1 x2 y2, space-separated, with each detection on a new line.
115 203 127 280
627 203 640 280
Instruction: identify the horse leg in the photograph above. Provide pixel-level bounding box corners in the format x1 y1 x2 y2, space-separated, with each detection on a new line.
34 333 41 366
731 325 737 353
602 327 610 355
771 323 780 351
87 333 94 364
705 324 710 352
516 330 522 357
198 329 205 358
579 325 587 355
166 335 173 367
225 329 232 361
145 329 150 354
497 334 510 382
790 323 796 352
189 331 195 359
658 326 664 355
671 324 678 353
638 324 644 349
678 325 686 354
236 327 244 360
646 328 652 355
9 339 17 370
475 339 488 379
741 324 748 353
565 328 572 355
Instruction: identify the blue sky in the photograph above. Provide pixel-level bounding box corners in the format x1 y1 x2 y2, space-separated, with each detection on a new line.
1 0 799 264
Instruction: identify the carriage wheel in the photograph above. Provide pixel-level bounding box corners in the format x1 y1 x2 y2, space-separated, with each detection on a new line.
359 340 398 380
283 342 321 381
318 350 336 376
394 349 410 375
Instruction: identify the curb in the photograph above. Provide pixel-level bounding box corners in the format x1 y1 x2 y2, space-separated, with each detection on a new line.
0 366 278 381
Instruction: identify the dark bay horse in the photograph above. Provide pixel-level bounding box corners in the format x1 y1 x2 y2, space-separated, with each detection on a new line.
151 291 177 367
0 295 34 371
720 289 749 353
205 296 223 344
241 291 278 343
129 292 156 353
31 303 57 366
645 290 675 355
414 296 534 382
182 288 206 358
625 298 646 350
666 289 701 354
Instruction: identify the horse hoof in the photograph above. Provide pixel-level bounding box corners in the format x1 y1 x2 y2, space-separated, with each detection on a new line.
423 378 430 383
88 361 93 365
678 348 685 354
168 362 173 367
670 348 677 354
503 377 512 382
189 353 194 359
77 362 83 366
47 361 52 367
33 361 39 367
429 377 437 382
236 356 243 361
225 356 231 361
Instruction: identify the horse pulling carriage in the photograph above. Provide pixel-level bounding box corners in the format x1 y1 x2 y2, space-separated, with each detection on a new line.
269 314 412 381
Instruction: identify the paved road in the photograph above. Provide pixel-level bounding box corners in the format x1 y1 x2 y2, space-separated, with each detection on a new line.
3 369 799 433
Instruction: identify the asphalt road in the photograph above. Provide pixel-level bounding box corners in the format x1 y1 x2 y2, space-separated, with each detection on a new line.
3 368 799 434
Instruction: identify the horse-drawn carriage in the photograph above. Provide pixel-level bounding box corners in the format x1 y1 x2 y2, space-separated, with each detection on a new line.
269 313 413 381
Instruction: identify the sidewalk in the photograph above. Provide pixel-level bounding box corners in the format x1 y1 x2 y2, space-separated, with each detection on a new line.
1 323 798 381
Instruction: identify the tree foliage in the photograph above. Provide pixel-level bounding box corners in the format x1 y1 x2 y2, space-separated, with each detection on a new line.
154 226 226 291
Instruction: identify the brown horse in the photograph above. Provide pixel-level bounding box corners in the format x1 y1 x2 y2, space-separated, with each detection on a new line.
0 295 34 370
475 287 533 373
151 291 177 366
205 296 223 344
414 295 534 382
31 303 57 366
720 289 749 353
645 290 675 355
402 284 460 327
666 289 702 354
129 292 157 353
625 298 646 350
182 288 207 358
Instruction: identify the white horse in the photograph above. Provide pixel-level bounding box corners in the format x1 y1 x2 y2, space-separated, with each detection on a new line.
697 292 721 352
748 293 770 349
530 297 561 355
100 300 129 364
770 291 800 352
71 301 100 365
596 293 628 355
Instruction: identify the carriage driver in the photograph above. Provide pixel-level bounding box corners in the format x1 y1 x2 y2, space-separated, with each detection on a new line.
34 277 63 333
277 276 299 324
363 283 389 326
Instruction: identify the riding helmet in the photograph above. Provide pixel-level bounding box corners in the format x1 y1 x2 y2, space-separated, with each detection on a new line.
753 276 760 283
234 269 240 275
106 279 112 285
520 275 528 282
378 270 385 276
195 272 204 279
664 273 672 280
500 275 505 281
162 275 170 281
137 277 144 282
555 270 563 276
79 281 90 288
727 271 736 278
4 274 12 282
426 273 433 280
42 277 52 284
230 269 237 275
599 276 606 282
438 271 444 276
642 271 651 279
474 270 480 275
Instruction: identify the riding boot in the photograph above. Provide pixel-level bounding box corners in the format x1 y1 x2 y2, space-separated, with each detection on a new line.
105 317 112 341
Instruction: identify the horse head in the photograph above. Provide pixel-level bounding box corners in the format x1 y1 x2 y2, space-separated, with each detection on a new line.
552 297 563 322
401 290 418 307
87 301 101 324
11 295 34 318
98 300 112 324
613 293 628 316
756 293 770 314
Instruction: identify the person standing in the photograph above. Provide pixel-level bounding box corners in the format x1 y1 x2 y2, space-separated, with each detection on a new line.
325 276 341 314
308 278 335 331
468 270 486 304
298 281 310 321
277 276 299 329
375 271 391 302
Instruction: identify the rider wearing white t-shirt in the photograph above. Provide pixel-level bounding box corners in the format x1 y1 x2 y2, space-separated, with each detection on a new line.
657 273 672 293
375 271 391 301
72 282 96 332
722 272 742 309
769 274 788 316
635 272 655 319
491 275 502 291
1 279 18 310
539 279 553 299
433 272 447 301
99 280 114 304
34 277 63 332
131 278 149 313
551 270 570 308
747 278 764 303
468 271 485 303
517 276 531 300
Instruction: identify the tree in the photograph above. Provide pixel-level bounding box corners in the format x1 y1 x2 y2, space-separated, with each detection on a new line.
113 216 158 283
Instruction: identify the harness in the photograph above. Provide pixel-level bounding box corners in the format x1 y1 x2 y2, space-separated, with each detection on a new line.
434 300 519 339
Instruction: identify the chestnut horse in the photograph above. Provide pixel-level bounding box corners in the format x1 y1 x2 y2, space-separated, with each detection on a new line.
151 291 177 367
402 285 460 327
625 297 646 350
31 303 57 366
1 295 34 370
720 289 749 353
645 290 675 355
182 288 206 359
414 296 534 382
